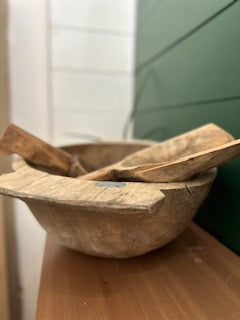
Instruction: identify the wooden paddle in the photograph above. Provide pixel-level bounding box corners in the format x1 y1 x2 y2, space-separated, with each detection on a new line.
0 124 86 177
81 123 236 182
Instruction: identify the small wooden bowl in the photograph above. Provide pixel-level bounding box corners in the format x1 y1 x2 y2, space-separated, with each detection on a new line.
0 142 216 258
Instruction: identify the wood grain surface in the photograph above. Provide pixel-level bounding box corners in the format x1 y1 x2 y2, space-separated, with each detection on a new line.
0 156 215 258
82 123 234 182
0 124 86 177
36 223 240 320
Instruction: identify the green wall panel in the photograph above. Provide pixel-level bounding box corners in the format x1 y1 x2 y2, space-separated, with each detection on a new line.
135 101 240 140
136 1 240 112
134 0 240 254
137 0 230 67
137 0 158 24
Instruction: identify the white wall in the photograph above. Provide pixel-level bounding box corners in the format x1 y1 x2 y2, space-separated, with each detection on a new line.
50 0 136 145
8 1 49 319
8 0 136 319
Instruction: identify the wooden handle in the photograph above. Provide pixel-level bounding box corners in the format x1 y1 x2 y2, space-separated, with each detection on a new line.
80 164 114 181
121 123 234 167
0 124 86 177
123 139 240 182
84 137 240 183
81 123 235 182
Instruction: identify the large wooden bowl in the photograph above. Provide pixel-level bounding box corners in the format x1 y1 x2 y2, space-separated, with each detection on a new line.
0 142 216 258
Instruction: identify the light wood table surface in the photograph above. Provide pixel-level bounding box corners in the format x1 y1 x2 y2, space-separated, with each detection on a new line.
36 223 240 320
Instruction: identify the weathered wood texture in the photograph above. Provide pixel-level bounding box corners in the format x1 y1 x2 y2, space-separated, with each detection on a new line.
82 123 234 182
0 143 216 258
36 223 240 320
0 124 86 177
115 139 240 183
62 141 152 172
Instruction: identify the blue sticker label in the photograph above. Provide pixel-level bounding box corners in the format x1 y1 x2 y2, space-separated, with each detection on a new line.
95 181 125 188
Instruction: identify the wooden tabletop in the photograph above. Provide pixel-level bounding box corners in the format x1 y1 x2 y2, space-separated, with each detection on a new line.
36 223 240 320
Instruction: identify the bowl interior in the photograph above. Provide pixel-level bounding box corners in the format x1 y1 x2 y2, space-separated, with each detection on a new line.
26 142 151 176
62 142 151 173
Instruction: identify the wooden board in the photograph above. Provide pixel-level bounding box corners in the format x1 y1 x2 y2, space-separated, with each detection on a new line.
36 223 240 320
